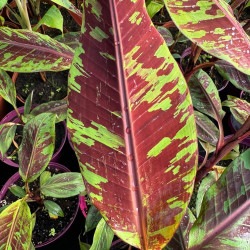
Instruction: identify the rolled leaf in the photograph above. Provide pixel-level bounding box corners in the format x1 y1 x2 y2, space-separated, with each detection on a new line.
0 199 32 249
215 60 250 93
30 100 68 122
41 172 85 198
195 111 219 146
222 95 250 124
90 219 114 250
33 5 63 33
189 149 250 249
0 69 16 107
146 0 164 18
0 27 74 72
164 0 250 74
19 113 56 183
67 0 198 248
188 69 225 120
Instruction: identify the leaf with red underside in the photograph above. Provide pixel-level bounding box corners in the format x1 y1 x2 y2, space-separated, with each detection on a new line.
0 199 32 249
19 113 56 183
67 0 198 249
0 27 74 72
215 60 250 93
188 149 250 249
164 0 250 74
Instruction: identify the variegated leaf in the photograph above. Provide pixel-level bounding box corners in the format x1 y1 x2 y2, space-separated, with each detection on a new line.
189 149 250 249
188 69 225 120
0 69 16 107
215 60 250 93
164 0 250 74
222 95 250 124
19 113 56 183
0 199 32 249
195 111 219 146
54 32 80 50
0 27 74 72
67 0 198 248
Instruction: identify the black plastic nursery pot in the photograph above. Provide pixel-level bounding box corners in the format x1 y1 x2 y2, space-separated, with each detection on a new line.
0 162 80 248
0 106 67 167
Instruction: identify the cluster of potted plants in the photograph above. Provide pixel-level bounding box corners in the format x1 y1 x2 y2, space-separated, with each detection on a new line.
0 0 250 249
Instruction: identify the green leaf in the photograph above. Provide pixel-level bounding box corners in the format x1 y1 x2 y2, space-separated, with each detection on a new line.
222 95 250 124
188 69 225 120
0 69 17 108
194 111 219 146
19 113 56 183
40 171 52 187
50 0 82 16
9 185 26 198
44 200 64 217
41 172 85 198
33 5 63 33
0 199 32 249
0 204 10 214
0 0 7 9
0 27 74 72
30 100 67 123
164 0 250 74
157 26 174 46
146 0 164 19
54 32 80 51
85 205 102 233
24 91 33 115
90 219 114 250
0 123 17 159
79 240 91 250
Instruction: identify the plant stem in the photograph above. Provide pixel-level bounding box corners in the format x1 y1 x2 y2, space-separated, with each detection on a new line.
196 116 250 183
16 0 32 30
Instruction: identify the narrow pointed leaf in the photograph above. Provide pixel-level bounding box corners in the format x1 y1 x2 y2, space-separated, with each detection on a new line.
19 113 56 183
44 200 64 217
30 100 68 122
188 69 225 120
0 27 74 72
189 149 250 249
24 91 33 115
67 0 198 248
0 124 17 158
164 0 250 74
222 95 250 124
90 219 114 250
215 60 250 93
0 69 16 107
0 199 32 249
195 111 219 146
41 172 85 198
85 205 102 233
33 5 63 33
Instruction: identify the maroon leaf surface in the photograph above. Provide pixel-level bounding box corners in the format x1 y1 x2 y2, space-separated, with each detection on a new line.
67 0 198 248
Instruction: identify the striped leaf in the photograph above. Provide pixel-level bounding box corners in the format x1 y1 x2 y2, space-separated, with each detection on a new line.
0 27 74 72
188 69 225 120
19 113 56 183
0 199 32 249
216 60 250 93
67 0 198 248
222 95 250 124
188 149 250 249
164 0 250 74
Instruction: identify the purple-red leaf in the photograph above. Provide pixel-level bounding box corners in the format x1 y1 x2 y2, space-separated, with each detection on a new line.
164 0 250 74
189 149 250 249
67 0 198 248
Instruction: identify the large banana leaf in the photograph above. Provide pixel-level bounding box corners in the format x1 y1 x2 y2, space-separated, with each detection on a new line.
164 0 250 74
67 0 198 249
